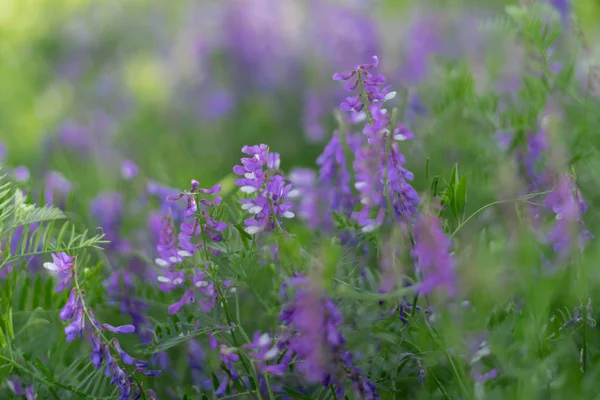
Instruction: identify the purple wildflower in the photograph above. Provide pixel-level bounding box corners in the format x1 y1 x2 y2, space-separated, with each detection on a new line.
243 332 286 375
0 140 6 164
102 324 136 334
43 252 75 293
121 160 138 180
288 168 324 229
546 173 592 257
316 131 354 216
13 166 30 182
43 171 72 208
166 180 226 257
234 145 296 235
412 207 456 297
154 214 181 268
334 56 419 231
6 377 36 400
279 278 379 398
90 192 125 252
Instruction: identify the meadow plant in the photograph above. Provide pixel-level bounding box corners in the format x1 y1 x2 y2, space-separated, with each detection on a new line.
2 2 600 399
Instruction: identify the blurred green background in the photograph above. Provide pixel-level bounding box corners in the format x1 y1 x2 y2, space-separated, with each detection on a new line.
1 0 600 201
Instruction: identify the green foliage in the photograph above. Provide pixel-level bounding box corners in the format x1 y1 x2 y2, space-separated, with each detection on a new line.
0 172 107 270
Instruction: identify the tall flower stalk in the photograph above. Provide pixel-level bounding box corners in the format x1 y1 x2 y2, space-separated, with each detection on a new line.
333 56 419 232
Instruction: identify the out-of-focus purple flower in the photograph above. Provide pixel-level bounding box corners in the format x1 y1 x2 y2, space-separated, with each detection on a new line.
189 340 210 389
546 174 592 257
56 121 94 154
549 0 569 26
223 0 301 90
234 145 296 235
316 131 354 216
303 91 327 142
6 377 36 400
400 9 444 84
121 160 138 180
204 88 235 121
90 192 125 251
147 180 186 221
13 166 30 182
412 207 456 297
288 168 330 230
44 171 72 208
279 278 379 398
43 252 76 292
0 140 6 164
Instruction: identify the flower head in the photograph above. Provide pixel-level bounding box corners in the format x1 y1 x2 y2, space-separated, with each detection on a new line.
234 145 296 235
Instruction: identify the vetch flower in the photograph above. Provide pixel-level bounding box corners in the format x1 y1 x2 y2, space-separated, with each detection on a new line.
546 173 592 258
234 145 295 234
279 277 380 398
316 131 355 216
334 56 419 231
166 180 226 257
412 205 456 297
43 252 76 293
103 324 136 334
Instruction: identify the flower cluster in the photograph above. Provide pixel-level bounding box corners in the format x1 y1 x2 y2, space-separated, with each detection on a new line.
316 131 355 219
166 179 226 259
43 253 159 399
234 144 296 235
278 277 379 399
334 56 419 231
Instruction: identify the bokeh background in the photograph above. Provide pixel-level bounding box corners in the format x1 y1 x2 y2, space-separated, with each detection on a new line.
2 0 599 191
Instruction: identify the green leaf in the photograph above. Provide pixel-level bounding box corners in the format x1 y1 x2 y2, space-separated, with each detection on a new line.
454 176 467 219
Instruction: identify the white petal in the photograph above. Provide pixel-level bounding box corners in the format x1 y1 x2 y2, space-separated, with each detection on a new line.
384 91 397 101
245 226 262 235
258 333 271 346
360 197 369 205
178 250 192 257
354 181 367 190
394 134 408 141
172 278 184 285
555 213 563 220
244 172 256 179
241 203 253 210
195 280 209 288
352 111 367 123
361 224 376 233
380 109 388 115
249 206 263 214
43 262 59 272
286 189 299 198
169 256 180 263
157 276 172 283
155 258 169 267
282 211 295 218
263 347 279 360
241 186 257 194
